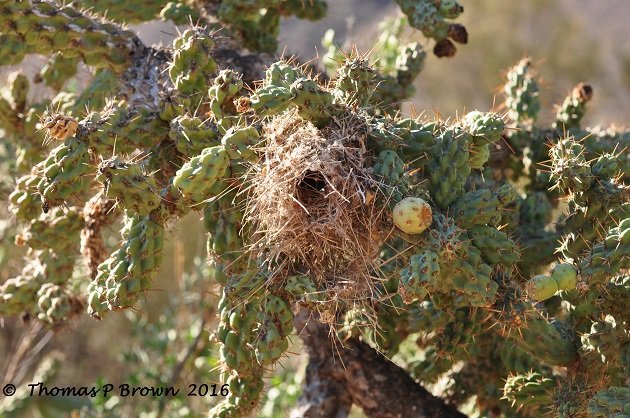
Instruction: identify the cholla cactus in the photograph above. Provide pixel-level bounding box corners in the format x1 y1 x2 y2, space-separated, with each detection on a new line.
0 1 628 418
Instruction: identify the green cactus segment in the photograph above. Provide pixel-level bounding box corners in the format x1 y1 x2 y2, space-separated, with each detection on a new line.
4 71 29 112
372 42 427 109
1 207 83 320
427 127 472 209
0 268 41 316
204 195 244 263
87 214 164 318
395 42 427 87
451 184 517 228
17 207 83 254
71 0 167 24
35 136 90 207
511 314 577 366
169 28 218 96
169 115 220 157
249 65 342 126
37 52 79 91
334 57 378 106
9 174 42 221
96 158 160 216
255 295 294 365
248 85 292 117
36 283 80 326
211 270 280 418
81 102 168 154
373 150 409 203
289 78 338 127
217 0 326 53
284 275 324 306
580 219 630 285
468 225 520 268
504 58 540 124
209 69 244 132
399 249 439 303
557 204 608 260
550 138 593 194
461 111 505 169
368 117 434 164
554 83 593 131
581 316 630 371
395 0 466 57
503 372 556 409
588 387 630 418
61 69 119 114
160 2 201 24
172 146 230 204
447 246 497 307
0 0 137 72
221 126 259 162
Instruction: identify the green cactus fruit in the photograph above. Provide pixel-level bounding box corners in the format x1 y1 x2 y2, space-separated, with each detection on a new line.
172 146 230 204
399 249 440 303
392 197 433 235
526 275 559 301
551 264 578 291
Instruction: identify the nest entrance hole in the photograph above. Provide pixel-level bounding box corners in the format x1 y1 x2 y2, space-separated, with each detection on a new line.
297 170 328 207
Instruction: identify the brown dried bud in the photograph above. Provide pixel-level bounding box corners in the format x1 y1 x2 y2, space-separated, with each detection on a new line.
434 39 457 58
448 24 468 44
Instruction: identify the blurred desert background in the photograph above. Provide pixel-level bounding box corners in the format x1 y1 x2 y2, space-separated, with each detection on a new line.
1 1 628 417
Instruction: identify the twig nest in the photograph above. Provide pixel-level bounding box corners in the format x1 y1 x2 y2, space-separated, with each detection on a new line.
526 275 559 301
551 263 578 291
392 197 432 234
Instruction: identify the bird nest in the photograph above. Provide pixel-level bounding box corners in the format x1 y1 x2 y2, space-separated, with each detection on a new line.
246 110 390 318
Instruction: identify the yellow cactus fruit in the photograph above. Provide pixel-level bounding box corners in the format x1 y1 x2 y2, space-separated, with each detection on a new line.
392 197 433 235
